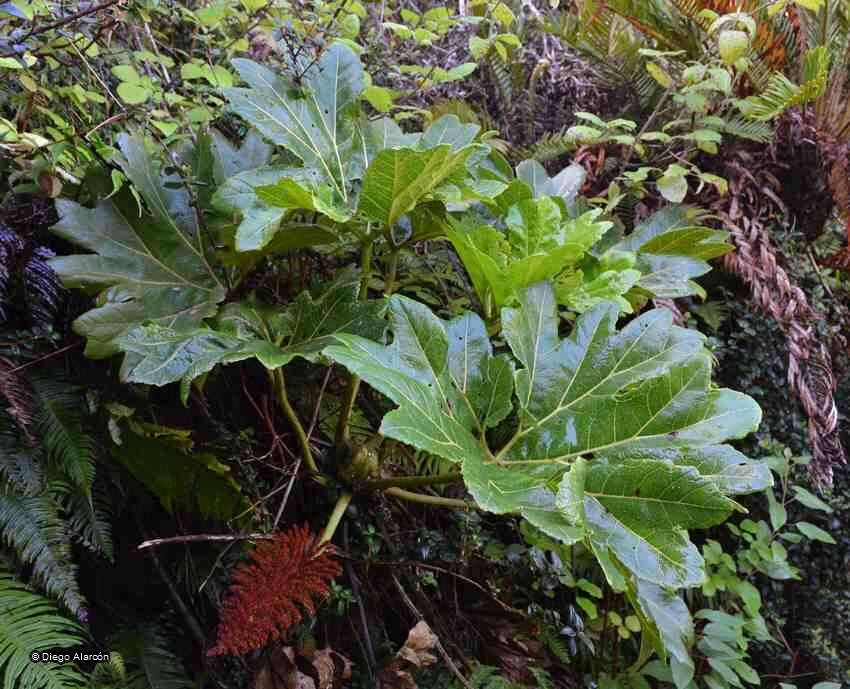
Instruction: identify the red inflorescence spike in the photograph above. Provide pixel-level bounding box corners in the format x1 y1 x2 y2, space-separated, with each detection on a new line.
208 524 341 656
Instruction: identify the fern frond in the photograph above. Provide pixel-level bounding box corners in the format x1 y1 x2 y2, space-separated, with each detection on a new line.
208 524 341 656
0 357 34 431
0 226 24 325
89 652 128 689
0 489 85 616
718 116 774 142
31 376 94 496
458 664 524 689
520 128 579 162
487 53 513 111
112 625 192 689
740 46 830 121
23 247 62 329
0 571 88 689
55 480 113 561
528 666 555 689
539 623 573 664
0 426 43 495
429 99 482 126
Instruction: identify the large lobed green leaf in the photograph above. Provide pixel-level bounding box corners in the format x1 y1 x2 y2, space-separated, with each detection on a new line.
116 269 386 403
326 282 763 591
225 44 366 204
50 134 226 359
221 38 497 250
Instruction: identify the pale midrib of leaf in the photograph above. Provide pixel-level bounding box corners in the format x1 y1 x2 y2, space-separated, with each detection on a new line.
496 361 716 465
64 211 213 291
64 271 194 289
128 142 223 291
508 314 688 458
450 315 486 434
481 359 512 426
398 307 456 418
336 337 471 454
587 492 725 513
248 65 348 202
587 499 694 577
518 294 550 410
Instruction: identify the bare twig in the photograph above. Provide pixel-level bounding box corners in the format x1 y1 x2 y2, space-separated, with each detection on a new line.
7 0 125 44
137 533 273 550
271 458 301 531
392 575 474 689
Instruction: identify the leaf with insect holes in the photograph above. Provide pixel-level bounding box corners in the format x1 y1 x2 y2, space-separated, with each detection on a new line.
50 134 226 360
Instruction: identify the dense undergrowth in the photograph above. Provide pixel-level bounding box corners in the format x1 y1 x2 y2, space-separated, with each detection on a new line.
0 1 848 688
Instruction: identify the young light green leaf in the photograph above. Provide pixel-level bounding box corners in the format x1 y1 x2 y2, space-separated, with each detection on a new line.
795 522 836 544
212 166 321 251
358 144 479 226
791 486 833 512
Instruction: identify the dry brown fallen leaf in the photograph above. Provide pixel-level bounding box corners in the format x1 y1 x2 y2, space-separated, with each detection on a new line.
377 620 440 689
253 644 352 689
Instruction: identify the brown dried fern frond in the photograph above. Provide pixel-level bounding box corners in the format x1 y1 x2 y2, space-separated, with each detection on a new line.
715 144 845 487
208 524 341 656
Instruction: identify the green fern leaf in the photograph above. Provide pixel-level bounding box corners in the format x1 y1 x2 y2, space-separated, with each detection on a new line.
740 47 830 121
0 490 84 615
0 572 88 689
0 425 43 494
487 53 513 110
31 377 94 496
89 652 128 688
112 625 192 689
56 481 113 561
519 129 579 162
718 117 773 143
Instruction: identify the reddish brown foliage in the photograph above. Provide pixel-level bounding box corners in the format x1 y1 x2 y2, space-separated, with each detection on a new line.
208 524 341 656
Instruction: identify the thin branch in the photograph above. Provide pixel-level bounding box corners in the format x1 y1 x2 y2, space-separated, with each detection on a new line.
8 0 124 44
138 533 273 550
271 458 301 531
391 575 474 689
